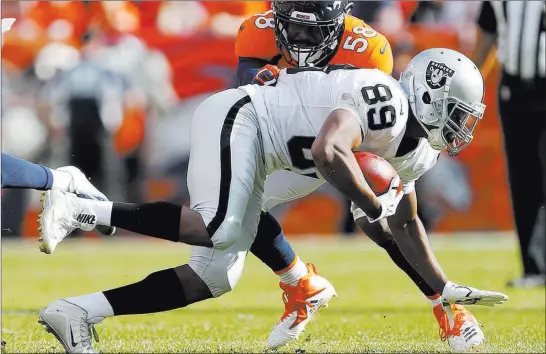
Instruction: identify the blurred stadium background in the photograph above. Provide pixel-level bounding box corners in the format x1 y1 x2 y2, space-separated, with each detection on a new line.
1 1 544 353
1 0 511 239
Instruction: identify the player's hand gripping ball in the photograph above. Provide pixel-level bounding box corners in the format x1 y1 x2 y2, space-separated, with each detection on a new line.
354 152 403 196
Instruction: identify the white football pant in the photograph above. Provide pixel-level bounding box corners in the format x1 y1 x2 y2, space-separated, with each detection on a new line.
187 88 265 297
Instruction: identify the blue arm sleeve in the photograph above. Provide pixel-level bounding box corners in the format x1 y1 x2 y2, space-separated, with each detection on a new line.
235 57 271 87
1 153 53 190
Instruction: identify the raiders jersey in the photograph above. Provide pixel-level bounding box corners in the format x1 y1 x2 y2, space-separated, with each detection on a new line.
386 138 441 194
239 66 408 177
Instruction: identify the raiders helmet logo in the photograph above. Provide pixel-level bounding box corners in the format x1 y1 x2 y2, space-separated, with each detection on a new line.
425 61 455 89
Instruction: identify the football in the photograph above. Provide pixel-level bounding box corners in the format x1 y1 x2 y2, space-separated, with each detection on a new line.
354 152 402 196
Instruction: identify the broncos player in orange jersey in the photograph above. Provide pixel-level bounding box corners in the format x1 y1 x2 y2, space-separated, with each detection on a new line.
234 1 485 351
235 2 392 78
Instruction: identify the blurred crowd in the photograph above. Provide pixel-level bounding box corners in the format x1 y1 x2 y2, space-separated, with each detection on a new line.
1 1 484 236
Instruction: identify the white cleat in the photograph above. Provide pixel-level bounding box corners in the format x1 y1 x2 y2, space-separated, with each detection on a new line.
441 281 508 307
434 304 485 352
267 263 337 350
38 190 97 254
39 299 102 354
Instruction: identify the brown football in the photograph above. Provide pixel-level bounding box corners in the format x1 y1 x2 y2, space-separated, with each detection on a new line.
354 152 402 196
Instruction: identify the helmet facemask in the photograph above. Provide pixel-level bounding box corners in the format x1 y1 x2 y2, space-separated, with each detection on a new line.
440 98 485 156
405 73 485 156
273 3 345 67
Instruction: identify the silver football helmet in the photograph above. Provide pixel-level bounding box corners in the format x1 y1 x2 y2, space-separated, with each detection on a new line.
399 48 486 156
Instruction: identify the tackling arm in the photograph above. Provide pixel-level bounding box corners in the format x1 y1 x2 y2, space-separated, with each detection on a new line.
311 109 383 220
1 153 53 190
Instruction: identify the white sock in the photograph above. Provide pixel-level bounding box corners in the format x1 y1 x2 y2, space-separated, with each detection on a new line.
427 294 442 307
278 258 308 286
66 292 114 321
79 198 113 225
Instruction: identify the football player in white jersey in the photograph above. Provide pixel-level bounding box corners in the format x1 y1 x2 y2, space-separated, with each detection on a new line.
37 48 506 353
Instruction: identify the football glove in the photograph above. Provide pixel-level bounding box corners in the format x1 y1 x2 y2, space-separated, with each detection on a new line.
441 280 508 307
366 176 403 224
52 166 116 236
251 64 281 86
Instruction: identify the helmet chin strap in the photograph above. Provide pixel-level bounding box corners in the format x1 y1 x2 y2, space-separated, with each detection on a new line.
427 128 448 151
406 75 447 151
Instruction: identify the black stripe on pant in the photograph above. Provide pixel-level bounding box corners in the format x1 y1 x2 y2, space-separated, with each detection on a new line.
499 73 546 275
205 95 252 237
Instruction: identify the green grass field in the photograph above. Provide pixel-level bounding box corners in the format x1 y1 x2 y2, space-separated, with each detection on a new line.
2 235 545 353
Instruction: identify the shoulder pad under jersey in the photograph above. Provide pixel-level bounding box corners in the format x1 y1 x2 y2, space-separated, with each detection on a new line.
235 10 280 62
330 15 394 75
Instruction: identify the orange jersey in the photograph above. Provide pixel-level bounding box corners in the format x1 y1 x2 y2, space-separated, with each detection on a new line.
235 11 393 75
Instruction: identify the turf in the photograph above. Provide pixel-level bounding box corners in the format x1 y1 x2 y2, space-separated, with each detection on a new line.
2 235 545 353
